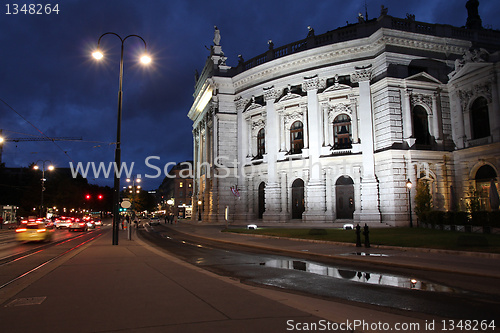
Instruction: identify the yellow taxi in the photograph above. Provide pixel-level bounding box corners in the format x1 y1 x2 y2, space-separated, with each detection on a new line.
16 222 54 242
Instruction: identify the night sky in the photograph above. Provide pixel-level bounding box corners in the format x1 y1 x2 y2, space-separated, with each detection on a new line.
1 0 499 190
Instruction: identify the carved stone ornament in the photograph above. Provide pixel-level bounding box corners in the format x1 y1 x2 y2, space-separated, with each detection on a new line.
283 111 304 126
328 103 352 120
302 75 326 92
350 65 373 83
251 118 266 130
263 86 278 101
410 93 432 109
235 96 249 111
458 82 492 111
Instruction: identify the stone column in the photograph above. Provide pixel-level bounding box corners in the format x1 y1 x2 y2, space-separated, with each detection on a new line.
324 168 335 222
402 88 414 146
450 89 465 149
279 113 286 151
351 66 381 224
489 77 500 141
350 95 359 144
279 171 289 221
262 86 282 222
302 75 327 222
322 105 329 147
431 93 441 141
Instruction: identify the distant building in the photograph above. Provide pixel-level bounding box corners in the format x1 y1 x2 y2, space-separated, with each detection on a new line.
188 1 500 226
158 161 194 218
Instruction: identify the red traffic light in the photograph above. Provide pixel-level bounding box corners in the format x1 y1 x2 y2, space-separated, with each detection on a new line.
98 194 103 200
85 194 91 200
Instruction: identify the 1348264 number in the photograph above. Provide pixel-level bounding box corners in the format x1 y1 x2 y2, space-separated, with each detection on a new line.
5 4 60 15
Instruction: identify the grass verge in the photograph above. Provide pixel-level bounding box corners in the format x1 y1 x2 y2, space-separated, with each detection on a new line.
223 227 500 253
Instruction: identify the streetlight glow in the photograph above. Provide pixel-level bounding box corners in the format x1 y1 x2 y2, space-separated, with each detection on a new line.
92 50 104 60
140 54 151 64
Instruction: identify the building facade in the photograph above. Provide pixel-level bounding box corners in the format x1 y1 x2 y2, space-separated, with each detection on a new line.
157 161 194 219
188 2 500 226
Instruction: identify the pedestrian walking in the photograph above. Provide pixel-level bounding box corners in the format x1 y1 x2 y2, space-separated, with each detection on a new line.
363 224 370 248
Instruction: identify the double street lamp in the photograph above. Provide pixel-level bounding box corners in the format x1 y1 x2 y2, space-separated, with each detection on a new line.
33 160 54 218
92 32 151 245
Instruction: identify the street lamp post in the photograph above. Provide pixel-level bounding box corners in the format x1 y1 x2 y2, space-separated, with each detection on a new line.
126 177 141 240
92 33 151 245
406 179 413 228
33 160 54 218
198 200 202 221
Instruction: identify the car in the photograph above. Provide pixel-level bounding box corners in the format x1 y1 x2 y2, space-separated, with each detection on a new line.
16 222 53 242
55 217 72 229
86 219 95 229
93 218 102 226
69 219 88 232
149 217 160 226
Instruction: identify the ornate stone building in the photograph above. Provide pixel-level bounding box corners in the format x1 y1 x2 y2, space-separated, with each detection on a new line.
188 2 500 226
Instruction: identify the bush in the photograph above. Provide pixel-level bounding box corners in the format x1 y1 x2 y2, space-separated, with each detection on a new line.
421 211 445 225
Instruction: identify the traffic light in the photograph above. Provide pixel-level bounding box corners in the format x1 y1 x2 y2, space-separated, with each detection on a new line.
98 194 103 200
85 194 91 200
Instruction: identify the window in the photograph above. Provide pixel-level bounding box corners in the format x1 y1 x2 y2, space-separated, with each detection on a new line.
471 97 490 140
290 121 304 154
412 105 431 145
188 183 192 188
333 114 352 149
179 182 183 188
257 128 265 158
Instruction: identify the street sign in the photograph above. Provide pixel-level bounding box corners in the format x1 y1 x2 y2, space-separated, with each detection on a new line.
121 200 131 209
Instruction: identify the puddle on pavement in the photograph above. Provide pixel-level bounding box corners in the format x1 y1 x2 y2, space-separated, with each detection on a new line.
263 259 460 293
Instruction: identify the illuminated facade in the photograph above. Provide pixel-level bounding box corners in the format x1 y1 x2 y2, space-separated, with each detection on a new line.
188 3 500 226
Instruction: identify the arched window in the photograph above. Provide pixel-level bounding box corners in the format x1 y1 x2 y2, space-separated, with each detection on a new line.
475 164 497 210
256 128 265 158
412 105 431 145
333 114 352 149
290 121 303 154
471 97 490 140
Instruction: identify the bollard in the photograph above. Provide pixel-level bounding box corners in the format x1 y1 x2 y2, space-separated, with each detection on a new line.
355 224 362 247
363 224 370 248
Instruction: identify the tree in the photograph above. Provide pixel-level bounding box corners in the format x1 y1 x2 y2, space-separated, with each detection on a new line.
415 180 432 220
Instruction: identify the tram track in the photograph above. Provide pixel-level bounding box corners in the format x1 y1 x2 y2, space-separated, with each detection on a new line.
0 229 106 296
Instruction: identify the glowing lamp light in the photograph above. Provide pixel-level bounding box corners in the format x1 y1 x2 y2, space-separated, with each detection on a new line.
92 50 103 60
48 165 55 171
140 54 151 64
